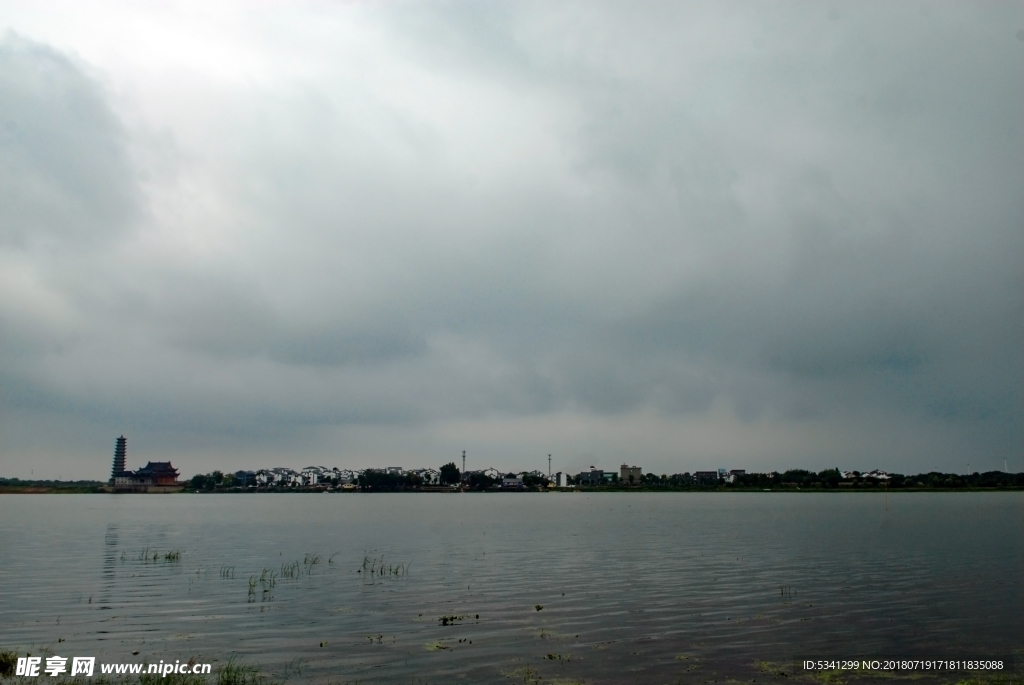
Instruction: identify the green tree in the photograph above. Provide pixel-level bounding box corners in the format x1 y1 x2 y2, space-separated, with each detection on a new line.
358 469 405 490
467 471 496 490
439 462 461 485
818 468 841 488
522 472 549 489
780 469 813 485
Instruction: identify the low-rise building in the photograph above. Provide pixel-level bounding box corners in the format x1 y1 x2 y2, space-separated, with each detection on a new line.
411 468 441 485
259 467 300 486
301 466 327 486
694 471 720 485
620 464 642 484
577 466 609 485
725 469 746 484
113 462 182 493
502 474 524 489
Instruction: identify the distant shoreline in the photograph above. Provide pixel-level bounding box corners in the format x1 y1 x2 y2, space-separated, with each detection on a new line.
0 481 104 491
3 484 1024 494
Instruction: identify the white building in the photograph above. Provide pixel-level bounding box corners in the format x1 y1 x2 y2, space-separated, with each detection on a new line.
412 468 440 485
257 467 300 486
302 466 331 485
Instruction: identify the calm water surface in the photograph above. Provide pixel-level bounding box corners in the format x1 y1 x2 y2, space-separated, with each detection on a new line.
1 492 1022 684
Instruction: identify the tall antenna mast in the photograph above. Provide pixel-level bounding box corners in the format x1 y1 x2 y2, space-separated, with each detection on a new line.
548 454 552 478
462 450 466 474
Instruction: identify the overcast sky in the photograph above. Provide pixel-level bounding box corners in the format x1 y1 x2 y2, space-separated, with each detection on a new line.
1 1 1021 480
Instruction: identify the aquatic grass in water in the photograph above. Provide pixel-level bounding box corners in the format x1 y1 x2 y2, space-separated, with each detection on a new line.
131 547 182 564
215 657 270 685
0 656 273 685
137 672 207 685
302 553 321 572
502 666 543 685
359 555 409 577
242 568 278 601
258 568 276 588
0 650 17 677
438 614 467 626
27 675 207 685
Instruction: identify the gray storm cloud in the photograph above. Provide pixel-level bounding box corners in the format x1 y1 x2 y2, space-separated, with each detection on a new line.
0 34 139 248
0 2 1021 479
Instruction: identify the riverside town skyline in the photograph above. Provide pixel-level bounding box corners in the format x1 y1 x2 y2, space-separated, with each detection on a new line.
4 431 1022 493
0 435 988 495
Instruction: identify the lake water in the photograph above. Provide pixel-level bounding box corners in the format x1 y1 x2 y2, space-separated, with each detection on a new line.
1 492 1022 684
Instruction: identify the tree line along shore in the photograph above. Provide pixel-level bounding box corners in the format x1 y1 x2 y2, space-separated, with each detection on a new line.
2 468 1023 493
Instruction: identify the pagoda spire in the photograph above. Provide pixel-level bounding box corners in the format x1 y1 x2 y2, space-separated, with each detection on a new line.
110 435 127 482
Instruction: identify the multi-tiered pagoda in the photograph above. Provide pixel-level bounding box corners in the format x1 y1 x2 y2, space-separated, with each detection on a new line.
108 435 182 493
110 435 127 482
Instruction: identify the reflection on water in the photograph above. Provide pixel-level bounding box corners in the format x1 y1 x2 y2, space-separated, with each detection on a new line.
1 493 1021 683
100 524 118 608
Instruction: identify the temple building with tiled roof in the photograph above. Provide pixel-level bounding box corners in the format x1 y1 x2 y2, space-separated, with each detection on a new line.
108 436 182 493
